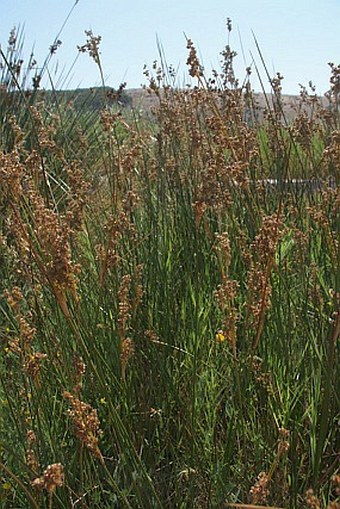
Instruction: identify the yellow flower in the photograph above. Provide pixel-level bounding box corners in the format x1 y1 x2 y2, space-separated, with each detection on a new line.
99 397 107 405
215 330 226 343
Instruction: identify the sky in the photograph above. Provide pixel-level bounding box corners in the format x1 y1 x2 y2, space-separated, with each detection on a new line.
1 0 339 95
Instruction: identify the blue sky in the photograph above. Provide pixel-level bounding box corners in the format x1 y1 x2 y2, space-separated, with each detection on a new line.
1 0 339 94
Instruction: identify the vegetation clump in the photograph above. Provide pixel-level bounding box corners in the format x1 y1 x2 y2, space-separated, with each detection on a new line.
0 22 339 509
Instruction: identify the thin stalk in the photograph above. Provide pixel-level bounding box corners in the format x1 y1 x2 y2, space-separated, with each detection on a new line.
0 462 40 509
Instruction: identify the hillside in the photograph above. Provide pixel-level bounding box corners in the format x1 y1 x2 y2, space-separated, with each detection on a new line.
33 86 331 122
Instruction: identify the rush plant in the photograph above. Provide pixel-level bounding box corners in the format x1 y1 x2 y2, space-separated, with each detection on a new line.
0 19 339 509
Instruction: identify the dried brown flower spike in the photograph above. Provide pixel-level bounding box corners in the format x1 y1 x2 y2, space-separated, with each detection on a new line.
120 337 135 383
63 391 103 461
249 471 269 505
32 463 64 494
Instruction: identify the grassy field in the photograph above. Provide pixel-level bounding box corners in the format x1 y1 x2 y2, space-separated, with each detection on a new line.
0 27 339 509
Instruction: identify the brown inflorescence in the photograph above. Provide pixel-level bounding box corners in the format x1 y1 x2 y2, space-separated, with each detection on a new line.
63 391 103 461
32 463 64 494
120 337 135 383
72 353 86 394
0 149 25 200
98 210 137 286
78 30 102 66
246 214 283 327
305 488 322 509
117 274 132 340
186 39 203 79
26 429 39 472
23 352 48 380
277 427 290 457
249 471 269 505
4 287 47 382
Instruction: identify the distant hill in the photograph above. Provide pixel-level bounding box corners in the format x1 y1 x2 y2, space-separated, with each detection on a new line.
125 87 330 123
44 86 133 110
12 86 329 123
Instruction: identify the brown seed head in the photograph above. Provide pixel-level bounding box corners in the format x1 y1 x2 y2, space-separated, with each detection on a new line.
249 471 269 505
305 488 321 509
32 463 64 494
63 391 103 460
